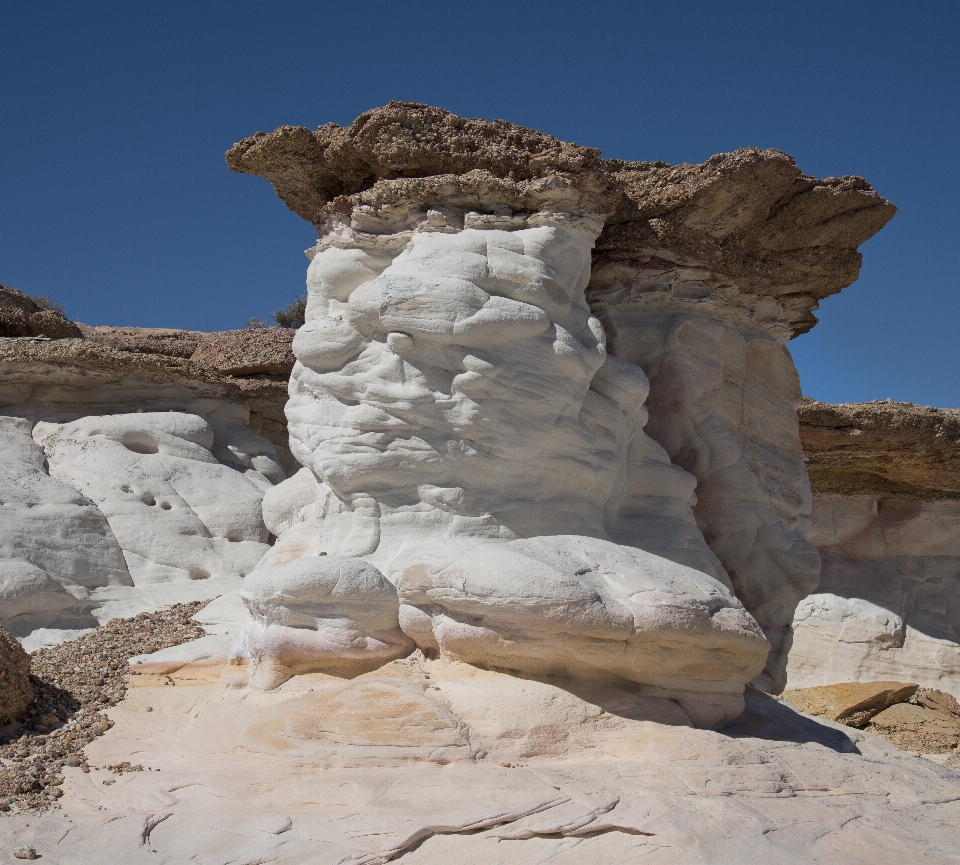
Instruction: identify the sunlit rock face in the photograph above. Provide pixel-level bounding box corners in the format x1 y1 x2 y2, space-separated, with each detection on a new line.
265 178 721 586
229 101 896 697
1 409 284 648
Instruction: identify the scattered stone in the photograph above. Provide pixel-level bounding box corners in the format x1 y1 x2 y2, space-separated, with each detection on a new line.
782 681 918 728
0 626 33 725
12 846 37 860
106 762 143 774
0 601 207 813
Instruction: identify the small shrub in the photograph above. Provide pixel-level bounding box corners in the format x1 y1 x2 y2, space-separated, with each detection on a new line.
245 317 269 329
272 296 307 329
28 294 65 315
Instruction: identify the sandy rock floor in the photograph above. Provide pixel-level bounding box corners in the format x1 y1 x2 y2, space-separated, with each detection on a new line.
0 603 207 813
1 646 959 864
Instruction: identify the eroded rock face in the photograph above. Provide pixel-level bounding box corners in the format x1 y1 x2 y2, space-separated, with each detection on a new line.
788 494 960 695
0 409 285 648
784 402 960 702
33 412 275 585
604 311 820 692
229 102 895 699
396 535 769 727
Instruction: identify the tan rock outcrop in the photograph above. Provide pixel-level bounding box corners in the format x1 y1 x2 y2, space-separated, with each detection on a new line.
78 325 205 358
800 397 960 500
781 680 918 727
0 625 32 725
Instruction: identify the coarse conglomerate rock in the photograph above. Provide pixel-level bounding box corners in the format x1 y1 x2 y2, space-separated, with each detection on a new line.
189 327 296 376
226 102 895 694
0 626 32 726
785 399 960 700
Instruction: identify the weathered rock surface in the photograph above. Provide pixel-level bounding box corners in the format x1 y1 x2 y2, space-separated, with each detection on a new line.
782 680 918 727
397 535 769 727
788 493 960 696
782 681 960 764
604 311 819 692
34 412 276 581
78 325 205 359
0 402 284 646
3 655 959 863
0 625 32 725
0 336 292 460
0 287 82 340
786 401 960 702
229 556 414 689
800 397 960 500
868 701 960 754
228 101 895 342
189 327 295 376
231 103 894 693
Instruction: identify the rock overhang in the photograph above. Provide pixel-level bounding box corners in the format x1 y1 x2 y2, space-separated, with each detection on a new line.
227 101 897 340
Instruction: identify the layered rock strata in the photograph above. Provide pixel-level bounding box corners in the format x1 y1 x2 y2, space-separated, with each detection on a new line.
228 102 895 694
788 400 960 698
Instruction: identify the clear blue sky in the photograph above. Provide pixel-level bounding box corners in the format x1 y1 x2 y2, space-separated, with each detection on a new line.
2 2 958 406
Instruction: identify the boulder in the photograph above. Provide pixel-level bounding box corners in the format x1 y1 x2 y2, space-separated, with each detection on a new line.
397 535 770 727
781 681 918 728
0 624 32 725
229 556 415 689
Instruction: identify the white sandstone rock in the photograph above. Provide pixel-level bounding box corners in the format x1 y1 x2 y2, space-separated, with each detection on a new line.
603 310 821 692
788 494 960 697
397 535 769 727
0 415 130 636
229 556 415 689
33 412 274 586
270 206 722 589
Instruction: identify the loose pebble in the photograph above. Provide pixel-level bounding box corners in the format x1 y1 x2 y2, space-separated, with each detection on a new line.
0 601 208 814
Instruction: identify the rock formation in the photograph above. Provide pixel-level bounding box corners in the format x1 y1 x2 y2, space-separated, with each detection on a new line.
787 399 960 696
0 287 82 340
0 328 293 649
227 101 895 695
8 104 960 864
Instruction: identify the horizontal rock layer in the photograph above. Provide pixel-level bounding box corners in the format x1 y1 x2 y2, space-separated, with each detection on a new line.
228 101 895 340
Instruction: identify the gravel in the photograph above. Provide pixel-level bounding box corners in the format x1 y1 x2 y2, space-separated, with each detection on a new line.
0 601 208 814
